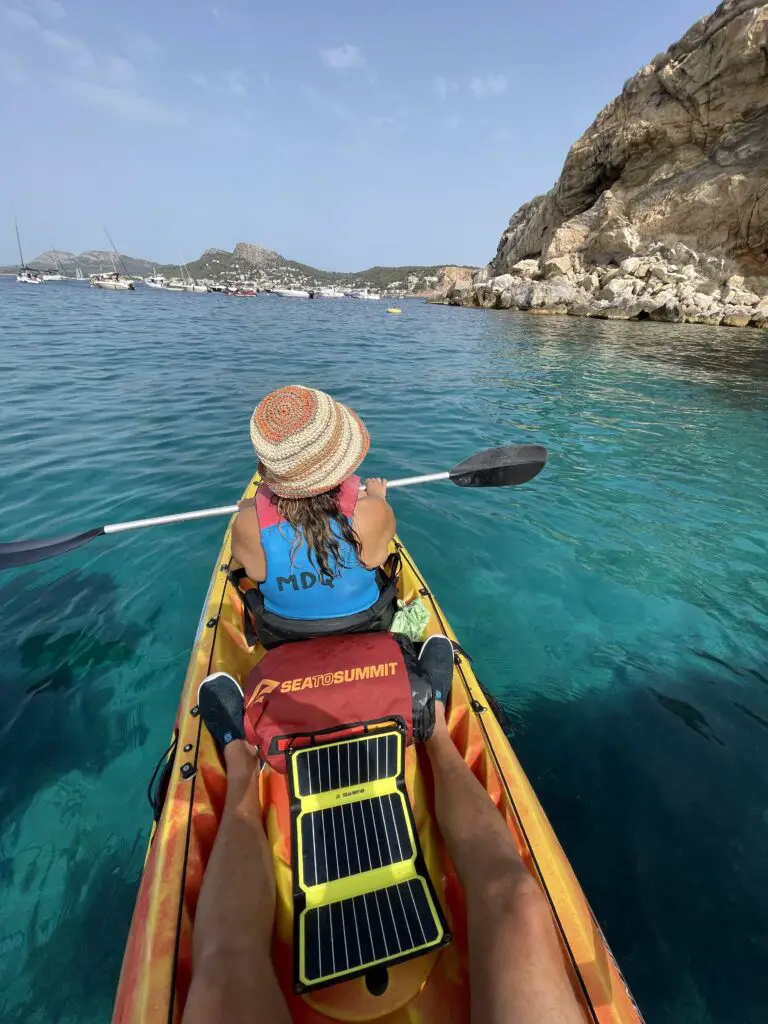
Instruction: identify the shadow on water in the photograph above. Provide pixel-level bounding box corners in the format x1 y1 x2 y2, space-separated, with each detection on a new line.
0 840 144 1024
0 567 150 830
0 567 152 1023
508 651 768 1024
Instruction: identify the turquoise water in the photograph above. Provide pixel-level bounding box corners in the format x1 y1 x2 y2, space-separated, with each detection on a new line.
1 278 768 1023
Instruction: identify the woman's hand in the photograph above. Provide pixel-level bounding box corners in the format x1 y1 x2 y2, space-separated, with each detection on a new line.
364 478 388 500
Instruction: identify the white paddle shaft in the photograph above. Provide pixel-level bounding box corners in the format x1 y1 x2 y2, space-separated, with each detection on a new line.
101 471 451 535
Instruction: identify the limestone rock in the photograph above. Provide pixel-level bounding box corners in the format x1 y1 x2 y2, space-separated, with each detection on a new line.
721 309 752 327
749 311 768 328
722 286 760 306
509 259 541 279
580 272 600 293
438 266 476 298
649 299 684 323
479 1 768 282
541 254 577 278
597 276 637 302
528 305 569 316
529 276 580 308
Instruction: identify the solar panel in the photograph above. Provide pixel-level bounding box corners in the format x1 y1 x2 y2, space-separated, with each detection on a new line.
288 726 450 992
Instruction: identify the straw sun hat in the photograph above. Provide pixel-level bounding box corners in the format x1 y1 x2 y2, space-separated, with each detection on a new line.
250 385 370 498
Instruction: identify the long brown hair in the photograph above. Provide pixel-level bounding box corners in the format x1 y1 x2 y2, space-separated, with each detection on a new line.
272 486 364 582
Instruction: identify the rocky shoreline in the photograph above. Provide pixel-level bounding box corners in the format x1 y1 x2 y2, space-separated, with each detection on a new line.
438 0 768 330
442 236 768 328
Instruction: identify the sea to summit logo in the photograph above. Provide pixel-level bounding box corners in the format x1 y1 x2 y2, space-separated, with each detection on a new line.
249 661 400 704
250 678 282 704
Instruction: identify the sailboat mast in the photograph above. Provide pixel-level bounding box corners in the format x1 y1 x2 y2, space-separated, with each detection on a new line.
14 220 25 268
103 225 130 276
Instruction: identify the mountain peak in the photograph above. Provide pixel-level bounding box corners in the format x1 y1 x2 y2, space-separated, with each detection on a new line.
233 242 283 266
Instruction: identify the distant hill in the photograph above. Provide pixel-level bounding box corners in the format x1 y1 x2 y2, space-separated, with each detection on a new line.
0 242 472 293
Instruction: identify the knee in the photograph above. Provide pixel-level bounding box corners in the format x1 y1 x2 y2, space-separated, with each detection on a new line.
481 868 553 934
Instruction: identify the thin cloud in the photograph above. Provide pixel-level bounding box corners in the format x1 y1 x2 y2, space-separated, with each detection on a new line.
211 5 223 19
224 69 247 97
444 115 461 130
469 73 507 99
189 72 210 90
0 49 28 86
319 44 365 70
103 55 136 88
37 0 65 20
123 31 166 62
57 77 182 123
432 76 457 101
3 7 40 31
41 29 96 73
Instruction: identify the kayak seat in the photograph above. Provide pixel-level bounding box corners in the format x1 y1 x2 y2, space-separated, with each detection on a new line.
229 553 400 650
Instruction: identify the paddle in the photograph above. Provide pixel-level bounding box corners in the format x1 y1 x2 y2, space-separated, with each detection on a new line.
0 443 546 571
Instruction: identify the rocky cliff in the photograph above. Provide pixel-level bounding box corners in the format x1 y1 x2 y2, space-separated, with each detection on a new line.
447 0 768 327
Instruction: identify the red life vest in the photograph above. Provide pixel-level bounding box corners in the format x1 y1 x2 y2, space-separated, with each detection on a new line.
243 632 414 772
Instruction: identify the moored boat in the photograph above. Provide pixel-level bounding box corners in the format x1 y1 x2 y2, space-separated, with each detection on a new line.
273 288 311 299
91 272 135 291
112 473 643 1024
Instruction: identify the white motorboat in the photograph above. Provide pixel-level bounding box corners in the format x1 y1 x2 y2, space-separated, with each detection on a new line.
349 289 381 300
273 288 311 299
17 268 43 284
91 272 135 291
145 272 167 289
316 287 345 298
41 270 65 282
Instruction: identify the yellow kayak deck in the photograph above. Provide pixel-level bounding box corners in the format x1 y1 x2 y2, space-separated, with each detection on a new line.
113 474 641 1024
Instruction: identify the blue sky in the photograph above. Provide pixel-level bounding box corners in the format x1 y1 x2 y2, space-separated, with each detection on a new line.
1 0 713 269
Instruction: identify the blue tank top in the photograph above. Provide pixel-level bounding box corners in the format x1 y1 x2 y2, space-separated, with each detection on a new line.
257 478 380 621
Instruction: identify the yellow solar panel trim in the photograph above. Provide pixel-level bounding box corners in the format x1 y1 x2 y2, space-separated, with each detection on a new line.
289 727 449 991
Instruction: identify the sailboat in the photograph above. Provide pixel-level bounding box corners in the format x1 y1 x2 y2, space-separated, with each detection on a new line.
91 228 135 291
14 221 42 284
41 249 66 282
180 261 207 293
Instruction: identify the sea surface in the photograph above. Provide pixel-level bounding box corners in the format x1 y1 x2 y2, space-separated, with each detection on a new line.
1 278 767 1023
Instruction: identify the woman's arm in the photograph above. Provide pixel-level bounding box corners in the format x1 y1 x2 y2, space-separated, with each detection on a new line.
231 501 267 582
354 478 396 569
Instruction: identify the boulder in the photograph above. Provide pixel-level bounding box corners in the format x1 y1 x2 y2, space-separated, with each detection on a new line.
595 306 634 320
749 311 768 328
509 259 541 279
580 272 600 293
722 286 760 307
721 309 752 327
597 276 637 302
541 254 577 278
649 299 684 323
528 305 569 316
528 276 580 308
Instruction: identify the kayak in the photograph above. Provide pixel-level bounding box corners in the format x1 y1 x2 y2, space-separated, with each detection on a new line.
113 473 642 1024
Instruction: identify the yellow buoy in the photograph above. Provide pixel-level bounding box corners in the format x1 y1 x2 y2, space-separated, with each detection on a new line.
387 307 402 314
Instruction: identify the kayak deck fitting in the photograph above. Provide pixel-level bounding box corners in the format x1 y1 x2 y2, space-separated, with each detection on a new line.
113 473 643 1024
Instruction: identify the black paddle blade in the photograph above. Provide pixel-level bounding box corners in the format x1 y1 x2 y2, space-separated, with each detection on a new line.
0 528 104 570
449 444 547 488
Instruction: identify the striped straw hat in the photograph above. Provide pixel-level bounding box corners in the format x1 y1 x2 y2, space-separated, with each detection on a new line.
250 386 370 498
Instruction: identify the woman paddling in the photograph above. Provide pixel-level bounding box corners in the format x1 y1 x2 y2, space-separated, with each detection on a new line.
231 385 398 646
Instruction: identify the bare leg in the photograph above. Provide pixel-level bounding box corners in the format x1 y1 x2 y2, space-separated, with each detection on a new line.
427 705 583 1024
182 741 291 1024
